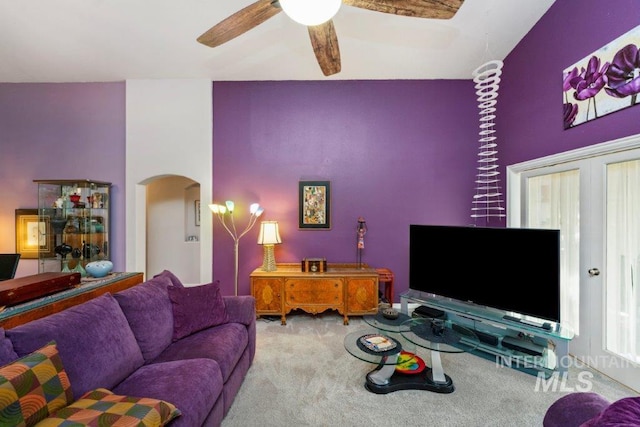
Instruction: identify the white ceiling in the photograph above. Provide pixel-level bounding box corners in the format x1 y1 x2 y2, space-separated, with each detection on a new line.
0 0 555 83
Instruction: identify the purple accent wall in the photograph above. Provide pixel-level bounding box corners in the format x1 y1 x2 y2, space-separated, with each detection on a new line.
0 83 126 276
499 0 640 167
212 80 478 297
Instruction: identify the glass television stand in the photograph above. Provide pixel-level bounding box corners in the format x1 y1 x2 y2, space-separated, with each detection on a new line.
400 290 574 377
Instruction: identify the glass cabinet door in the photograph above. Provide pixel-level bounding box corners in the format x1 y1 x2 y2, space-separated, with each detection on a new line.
35 179 111 275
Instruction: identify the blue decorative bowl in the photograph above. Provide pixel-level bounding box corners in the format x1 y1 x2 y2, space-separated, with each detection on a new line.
85 260 113 278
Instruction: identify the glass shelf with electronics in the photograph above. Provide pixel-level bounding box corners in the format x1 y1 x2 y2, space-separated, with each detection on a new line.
35 179 111 275
400 289 575 377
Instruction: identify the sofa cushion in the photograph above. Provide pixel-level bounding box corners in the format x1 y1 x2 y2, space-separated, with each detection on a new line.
6 293 144 401
222 295 257 326
168 281 229 341
582 396 640 426
153 269 185 288
40 387 181 427
0 328 18 366
152 323 248 382
113 359 222 427
0 342 73 427
114 274 175 362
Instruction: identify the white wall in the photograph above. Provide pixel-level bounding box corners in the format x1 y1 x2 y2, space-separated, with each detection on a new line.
146 176 200 283
125 79 212 283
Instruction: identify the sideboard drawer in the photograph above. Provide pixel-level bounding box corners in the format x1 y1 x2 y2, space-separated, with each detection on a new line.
284 278 343 306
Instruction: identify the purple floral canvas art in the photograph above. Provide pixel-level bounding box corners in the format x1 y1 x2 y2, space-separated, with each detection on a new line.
563 24 640 129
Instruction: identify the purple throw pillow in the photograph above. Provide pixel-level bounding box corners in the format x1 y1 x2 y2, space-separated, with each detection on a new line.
153 270 185 288
168 281 230 341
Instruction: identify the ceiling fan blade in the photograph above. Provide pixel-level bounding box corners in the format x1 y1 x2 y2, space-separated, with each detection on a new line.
342 0 464 19
197 0 282 48
308 21 341 77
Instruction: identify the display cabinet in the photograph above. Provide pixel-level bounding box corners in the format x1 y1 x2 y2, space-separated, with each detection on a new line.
35 179 111 275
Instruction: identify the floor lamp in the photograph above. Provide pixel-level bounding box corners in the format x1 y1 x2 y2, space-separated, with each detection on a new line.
209 201 264 296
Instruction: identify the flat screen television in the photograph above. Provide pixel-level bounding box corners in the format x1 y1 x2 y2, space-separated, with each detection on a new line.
409 224 560 323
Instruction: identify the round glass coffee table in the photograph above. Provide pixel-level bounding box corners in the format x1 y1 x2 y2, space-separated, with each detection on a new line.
344 316 479 394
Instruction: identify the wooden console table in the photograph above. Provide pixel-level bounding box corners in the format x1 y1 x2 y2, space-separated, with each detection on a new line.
250 263 379 325
0 272 144 329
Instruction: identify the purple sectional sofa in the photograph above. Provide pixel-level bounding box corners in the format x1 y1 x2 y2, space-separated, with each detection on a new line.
544 392 640 426
0 270 256 426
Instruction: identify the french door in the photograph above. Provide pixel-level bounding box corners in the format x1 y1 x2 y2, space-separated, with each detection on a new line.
508 135 640 391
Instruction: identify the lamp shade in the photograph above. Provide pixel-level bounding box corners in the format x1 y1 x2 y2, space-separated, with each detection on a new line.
208 203 226 214
257 221 282 245
279 0 341 26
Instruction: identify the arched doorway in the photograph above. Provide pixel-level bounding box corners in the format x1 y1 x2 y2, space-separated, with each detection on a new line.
146 175 200 283
128 174 212 285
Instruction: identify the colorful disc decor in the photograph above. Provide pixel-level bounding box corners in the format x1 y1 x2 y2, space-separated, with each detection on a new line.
395 351 426 375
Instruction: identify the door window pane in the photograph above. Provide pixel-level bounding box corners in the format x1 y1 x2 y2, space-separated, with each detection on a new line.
606 159 640 362
526 170 580 333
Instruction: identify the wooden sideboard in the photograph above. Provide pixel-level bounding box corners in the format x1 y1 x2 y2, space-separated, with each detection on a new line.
250 263 379 325
0 272 144 329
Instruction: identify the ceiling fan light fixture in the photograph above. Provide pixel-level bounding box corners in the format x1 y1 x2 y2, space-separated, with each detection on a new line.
279 0 341 26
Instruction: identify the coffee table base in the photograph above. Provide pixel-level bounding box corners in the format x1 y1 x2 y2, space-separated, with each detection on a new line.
365 368 455 394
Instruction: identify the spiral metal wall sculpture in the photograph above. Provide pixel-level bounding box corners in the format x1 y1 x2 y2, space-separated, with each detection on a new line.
471 59 506 221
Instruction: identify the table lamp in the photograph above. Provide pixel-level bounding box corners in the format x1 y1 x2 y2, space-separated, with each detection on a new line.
257 221 282 272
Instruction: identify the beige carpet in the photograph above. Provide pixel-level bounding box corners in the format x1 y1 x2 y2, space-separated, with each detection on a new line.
222 312 635 427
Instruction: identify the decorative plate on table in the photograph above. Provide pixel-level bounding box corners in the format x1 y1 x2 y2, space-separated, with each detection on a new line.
359 334 397 352
395 351 426 375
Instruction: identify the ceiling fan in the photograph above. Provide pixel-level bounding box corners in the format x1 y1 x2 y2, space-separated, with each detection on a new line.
197 0 465 77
